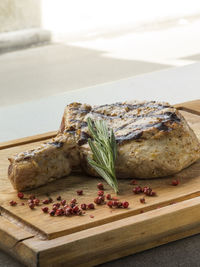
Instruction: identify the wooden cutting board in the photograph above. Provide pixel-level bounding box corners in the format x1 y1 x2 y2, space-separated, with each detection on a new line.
0 100 200 267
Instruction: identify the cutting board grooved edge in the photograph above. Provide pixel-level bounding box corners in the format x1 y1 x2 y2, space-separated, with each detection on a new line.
0 206 48 241
177 107 200 116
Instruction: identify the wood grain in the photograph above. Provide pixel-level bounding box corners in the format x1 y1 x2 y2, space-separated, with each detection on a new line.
175 99 200 115
0 100 200 266
19 196 200 267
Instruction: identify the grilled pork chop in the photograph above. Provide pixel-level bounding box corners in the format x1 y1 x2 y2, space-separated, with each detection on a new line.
8 101 200 191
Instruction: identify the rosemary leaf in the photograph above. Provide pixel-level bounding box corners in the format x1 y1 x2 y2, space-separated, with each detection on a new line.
87 118 119 193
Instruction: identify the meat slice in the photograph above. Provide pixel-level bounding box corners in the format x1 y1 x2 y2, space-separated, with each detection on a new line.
8 101 200 191
8 134 80 191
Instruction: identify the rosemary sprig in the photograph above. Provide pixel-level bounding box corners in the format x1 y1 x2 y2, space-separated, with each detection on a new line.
87 118 118 193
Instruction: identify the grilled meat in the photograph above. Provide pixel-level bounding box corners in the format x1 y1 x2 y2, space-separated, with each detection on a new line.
8 101 200 191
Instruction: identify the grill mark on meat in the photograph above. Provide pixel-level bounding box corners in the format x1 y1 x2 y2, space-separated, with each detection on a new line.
115 116 179 143
114 112 180 132
92 102 170 111
68 102 181 145
62 102 181 147
78 131 91 146
116 131 143 144
70 108 90 114
48 141 64 148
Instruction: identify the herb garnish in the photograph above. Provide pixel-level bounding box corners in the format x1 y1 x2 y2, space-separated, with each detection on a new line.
87 118 118 193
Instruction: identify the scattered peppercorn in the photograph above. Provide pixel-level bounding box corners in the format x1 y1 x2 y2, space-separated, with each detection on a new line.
29 203 35 209
140 197 145 204
71 198 77 204
77 190 83 195
53 203 60 209
61 200 66 206
56 196 61 201
107 200 113 208
17 192 24 199
97 183 104 190
33 198 40 206
94 197 101 205
90 215 94 218
106 194 112 200
42 207 49 213
49 210 55 216
88 203 95 209
9 200 17 206
28 199 34 204
70 202 76 208
133 186 142 194
21 202 25 206
122 201 129 208
81 203 87 210
117 201 123 208
113 200 118 207
72 206 80 214
29 195 35 200
55 208 64 216
142 187 156 196
97 190 104 196
172 179 179 186
65 207 73 215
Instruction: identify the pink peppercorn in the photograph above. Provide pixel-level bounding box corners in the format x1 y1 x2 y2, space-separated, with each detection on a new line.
107 201 113 208
98 190 104 196
42 207 49 213
49 210 55 216
172 180 179 186
140 197 145 204
65 207 73 215
33 198 40 206
88 203 95 209
56 196 61 201
77 190 83 195
81 203 87 210
97 183 104 190
133 186 142 194
72 206 80 214
117 201 123 208
55 208 64 216
9 200 17 206
29 203 35 209
122 201 129 208
61 200 66 206
17 192 24 199
28 199 34 204
106 194 112 200
53 203 60 209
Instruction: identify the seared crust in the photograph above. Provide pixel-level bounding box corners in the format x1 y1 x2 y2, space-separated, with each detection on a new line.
8 100 200 191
